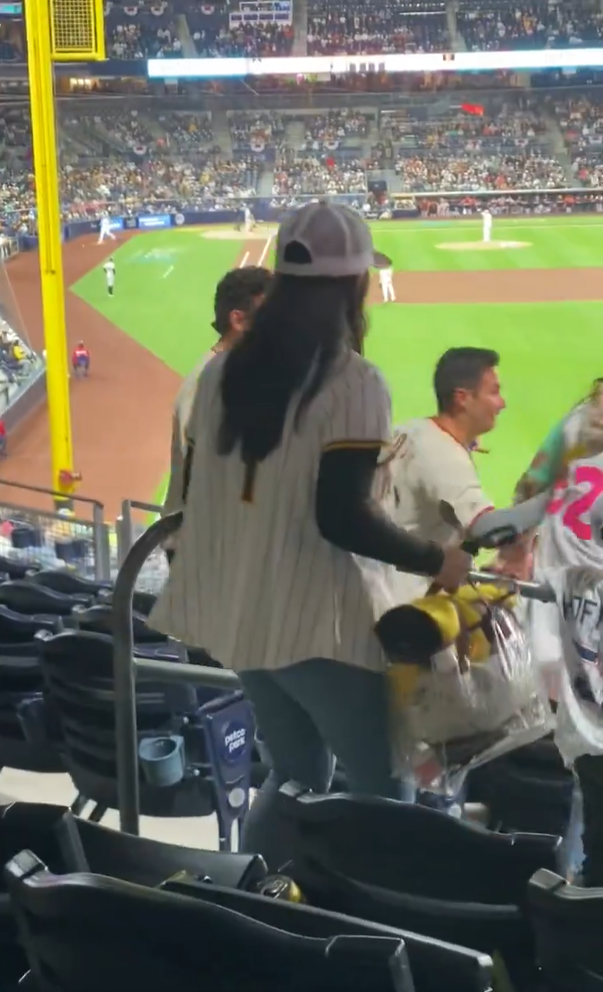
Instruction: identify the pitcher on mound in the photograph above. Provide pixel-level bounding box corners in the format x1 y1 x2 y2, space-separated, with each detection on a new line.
481 208 492 244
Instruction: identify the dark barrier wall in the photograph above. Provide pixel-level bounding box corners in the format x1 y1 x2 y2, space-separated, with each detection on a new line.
16 188 595 248
3 366 46 435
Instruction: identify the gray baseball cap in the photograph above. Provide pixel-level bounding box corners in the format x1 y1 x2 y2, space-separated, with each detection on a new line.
274 201 391 278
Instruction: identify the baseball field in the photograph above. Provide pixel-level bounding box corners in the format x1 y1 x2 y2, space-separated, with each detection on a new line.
4 213 603 516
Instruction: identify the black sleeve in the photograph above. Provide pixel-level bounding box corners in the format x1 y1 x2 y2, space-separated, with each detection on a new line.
316 447 445 577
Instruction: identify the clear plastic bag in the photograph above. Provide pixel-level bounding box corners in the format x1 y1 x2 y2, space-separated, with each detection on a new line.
382 587 555 796
547 565 603 767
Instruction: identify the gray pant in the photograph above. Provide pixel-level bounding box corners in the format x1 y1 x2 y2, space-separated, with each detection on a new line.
239 658 415 870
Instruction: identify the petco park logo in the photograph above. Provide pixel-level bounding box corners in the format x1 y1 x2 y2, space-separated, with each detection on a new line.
221 722 247 763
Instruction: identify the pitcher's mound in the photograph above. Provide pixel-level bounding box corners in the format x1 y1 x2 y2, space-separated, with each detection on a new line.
202 227 278 241
437 240 531 251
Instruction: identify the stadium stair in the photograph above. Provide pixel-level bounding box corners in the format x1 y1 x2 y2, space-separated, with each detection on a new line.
541 110 579 187
292 0 308 56
213 109 234 158
446 0 465 51
287 117 307 153
173 13 196 57
259 171 274 196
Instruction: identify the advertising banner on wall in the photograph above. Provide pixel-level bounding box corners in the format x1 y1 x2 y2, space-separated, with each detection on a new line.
138 214 173 230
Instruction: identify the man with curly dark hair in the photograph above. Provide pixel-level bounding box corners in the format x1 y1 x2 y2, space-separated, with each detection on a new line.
163 265 272 521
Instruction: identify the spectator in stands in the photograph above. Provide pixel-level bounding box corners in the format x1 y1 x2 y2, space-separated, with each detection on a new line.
307 2 448 54
149 202 471 869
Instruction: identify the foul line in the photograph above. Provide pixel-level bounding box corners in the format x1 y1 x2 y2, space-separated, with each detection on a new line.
239 251 250 268
258 235 273 267
162 265 174 279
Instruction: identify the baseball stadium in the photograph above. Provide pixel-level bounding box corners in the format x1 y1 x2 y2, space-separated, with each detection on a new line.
2 0 603 987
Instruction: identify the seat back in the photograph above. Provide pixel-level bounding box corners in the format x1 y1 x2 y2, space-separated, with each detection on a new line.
68 604 165 642
163 877 494 992
37 630 254 833
4 853 414 992
278 784 560 903
468 743 574 836
37 630 199 786
529 868 603 991
0 582 90 617
27 570 112 598
0 802 266 890
0 557 38 580
278 784 560 988
0 605 61 643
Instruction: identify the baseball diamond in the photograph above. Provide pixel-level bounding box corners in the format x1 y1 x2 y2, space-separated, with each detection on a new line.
3 213 603 517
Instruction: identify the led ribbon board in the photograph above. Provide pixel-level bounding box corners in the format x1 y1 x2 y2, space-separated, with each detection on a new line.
148 48 603 78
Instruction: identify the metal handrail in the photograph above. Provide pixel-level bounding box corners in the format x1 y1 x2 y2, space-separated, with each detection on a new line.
112 511 240 836
469 570 556 602
117 498 163 567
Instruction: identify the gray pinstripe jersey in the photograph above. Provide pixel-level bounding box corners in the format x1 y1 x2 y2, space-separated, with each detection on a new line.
149 348 398 673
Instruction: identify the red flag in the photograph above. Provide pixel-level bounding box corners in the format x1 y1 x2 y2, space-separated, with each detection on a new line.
461 102 485 116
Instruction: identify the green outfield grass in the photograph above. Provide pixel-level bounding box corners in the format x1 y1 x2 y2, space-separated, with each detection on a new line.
72 215 603 509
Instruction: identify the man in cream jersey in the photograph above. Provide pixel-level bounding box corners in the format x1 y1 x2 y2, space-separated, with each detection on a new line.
381 346 548 601
162 265 271 521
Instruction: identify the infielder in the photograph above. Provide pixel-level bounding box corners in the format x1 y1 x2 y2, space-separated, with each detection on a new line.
481 208 492 244
103 256 116 296
97 213 116 245
378 265 396 303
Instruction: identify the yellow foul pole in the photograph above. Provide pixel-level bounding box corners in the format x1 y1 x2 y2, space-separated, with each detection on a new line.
24 0 75 502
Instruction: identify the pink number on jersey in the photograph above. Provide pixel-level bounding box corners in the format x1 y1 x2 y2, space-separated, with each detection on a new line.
561 465 603 540
546 476 568 517
550 465 603 540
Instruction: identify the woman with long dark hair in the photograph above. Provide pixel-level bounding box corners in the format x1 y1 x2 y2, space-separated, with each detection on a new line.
150 202 471 867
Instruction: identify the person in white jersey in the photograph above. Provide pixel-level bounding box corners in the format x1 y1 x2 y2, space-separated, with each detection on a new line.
103 256 116 297
162 265 272 524
497 381 603 884
149 201 472 868
481 208 492 244
244 205 255 234
379 348 504 606
506 379 603 697
97 214 116 245
378 264 396 303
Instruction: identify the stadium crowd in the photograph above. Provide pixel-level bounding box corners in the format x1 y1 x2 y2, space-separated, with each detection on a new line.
301 111 371 151
554 94 603 188
307 1 449 54
2 0 603 61
0 97 602 227
458 1 603 52
272 154 367 195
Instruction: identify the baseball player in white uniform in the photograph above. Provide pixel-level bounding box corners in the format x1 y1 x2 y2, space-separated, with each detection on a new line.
481 208 492 244
150 202 471 865
244 205 255 234
103 256 116 296
97 214 116 245
378 265 396 303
